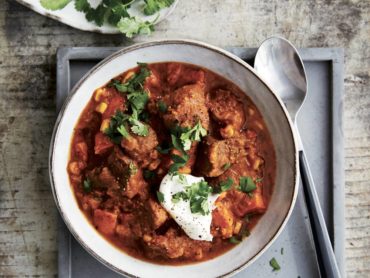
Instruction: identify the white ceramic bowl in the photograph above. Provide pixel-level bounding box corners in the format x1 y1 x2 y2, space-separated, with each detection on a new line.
49 40 299 278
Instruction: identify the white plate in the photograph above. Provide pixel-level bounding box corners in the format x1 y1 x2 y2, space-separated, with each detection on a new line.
15 0 178 34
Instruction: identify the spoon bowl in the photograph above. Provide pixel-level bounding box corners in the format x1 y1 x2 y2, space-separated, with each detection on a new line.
254 37 307 122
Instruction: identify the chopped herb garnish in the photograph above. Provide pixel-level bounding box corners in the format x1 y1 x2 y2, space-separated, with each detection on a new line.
156 191 164 203
178 174 188 185
117 124 130 138
129 117 149 136
143 169 156 180
83 179 92 193
179 121 207 151
171 180 213 215
157 100 168 113
129 162 138 175
281 247 284 255
104 111 130 144
105 63 151 142
168 152 189 174
239 176 257 193
156 145 171 154
229 236 241 244
269 257 281 271
222 162 231 171
220 177 233 192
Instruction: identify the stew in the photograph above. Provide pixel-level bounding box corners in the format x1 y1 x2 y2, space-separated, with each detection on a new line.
68 62 276 264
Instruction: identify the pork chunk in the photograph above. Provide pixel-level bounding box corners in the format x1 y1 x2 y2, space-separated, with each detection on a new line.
143 229 211 260
120 126 159 166
198 136 247 177
147 198 169 229
209 89 245 138
163 84 210 131
108 147 149 200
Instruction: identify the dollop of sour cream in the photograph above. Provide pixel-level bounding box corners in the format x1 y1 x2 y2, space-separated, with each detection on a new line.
159 174 219 241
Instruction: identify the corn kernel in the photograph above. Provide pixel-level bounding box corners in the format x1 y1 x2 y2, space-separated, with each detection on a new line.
123 71 135 83
100 119 110 132
221 125 235 138
233 221 243 234
253 158 262 170
94 88 107 102
95 102 108 114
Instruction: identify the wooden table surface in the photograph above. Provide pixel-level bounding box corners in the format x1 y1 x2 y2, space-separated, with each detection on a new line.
0 0 369 277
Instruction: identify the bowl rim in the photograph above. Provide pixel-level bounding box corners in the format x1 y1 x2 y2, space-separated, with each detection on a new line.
49 39 299 278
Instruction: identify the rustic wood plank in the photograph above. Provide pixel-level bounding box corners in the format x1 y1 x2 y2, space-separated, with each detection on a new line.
0 0 369 276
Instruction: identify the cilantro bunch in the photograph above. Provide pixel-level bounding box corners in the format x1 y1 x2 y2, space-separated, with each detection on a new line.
40 0 175 38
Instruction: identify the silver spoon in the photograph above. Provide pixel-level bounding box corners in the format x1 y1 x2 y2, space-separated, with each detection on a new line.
254 37 341 278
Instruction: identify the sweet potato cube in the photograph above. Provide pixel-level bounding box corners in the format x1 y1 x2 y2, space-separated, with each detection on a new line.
93 209 117 236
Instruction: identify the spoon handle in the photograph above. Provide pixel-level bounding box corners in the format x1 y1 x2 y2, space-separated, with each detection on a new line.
299 150 341 278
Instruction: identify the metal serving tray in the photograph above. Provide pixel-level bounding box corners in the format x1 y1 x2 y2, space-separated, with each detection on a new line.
56 47 344 278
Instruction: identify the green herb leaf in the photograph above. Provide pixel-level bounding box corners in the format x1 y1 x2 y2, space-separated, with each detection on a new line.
143 169 156 180
256 177 263 183
156 191 164 203
143 0 174 15
239 177 257 193
156 145 171 154
83 179 92 193
269 257 281 271
222 162 231 171
179 121 207 151
129 117 149 136
40 0 72 10
129 162 138 175
229 236 241 244
117 17 155 38
75 0 90 11
117 124 130 138
220 177 233 192
104 110 130 144
157 100 168 113
171 180 213 215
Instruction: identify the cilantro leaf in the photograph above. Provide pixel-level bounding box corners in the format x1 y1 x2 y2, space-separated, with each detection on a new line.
157 100 168 113
83 178 92 193
222 162 231 171
179 121 207 151
269 257 281 271
117 124 130 138
229 236 241 244
171 180 213 215
239 177 257 193
117 17 155 38
143 0 174 15
104 110 130 144
85 3 108 26
143 169 156 180
156 191 164 203
74 0 89 12
129 117 149 136
40 0 72 10
220 177 233 192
